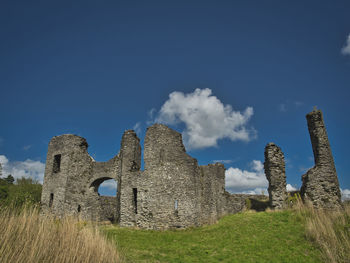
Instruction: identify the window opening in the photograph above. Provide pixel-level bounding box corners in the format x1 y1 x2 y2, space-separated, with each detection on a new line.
133 188 138 214
49 193 54 208
174 200 178 211
78 205 81 213
53 154 61 173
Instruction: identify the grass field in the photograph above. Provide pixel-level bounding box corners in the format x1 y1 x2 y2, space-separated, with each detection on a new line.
103 210 322 263
2 202 348 262
0 206 120 263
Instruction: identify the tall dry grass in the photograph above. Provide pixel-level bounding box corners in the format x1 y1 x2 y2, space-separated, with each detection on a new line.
294 199 350 263
0 206 121 263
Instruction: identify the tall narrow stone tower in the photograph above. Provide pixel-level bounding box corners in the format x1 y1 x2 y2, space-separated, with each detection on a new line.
301 109 342 208
264 143 287 209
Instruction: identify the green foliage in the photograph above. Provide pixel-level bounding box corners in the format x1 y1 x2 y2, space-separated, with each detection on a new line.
0 185 9 200
287 192 302 208
245 198 252 210
4 175 14 185
0 177 42 208
103 210 321 263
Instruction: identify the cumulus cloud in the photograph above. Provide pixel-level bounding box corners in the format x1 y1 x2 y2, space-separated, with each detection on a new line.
99 179 118 196
341 34 350 55
100 179 117 190
155 88 255 149
225 160 268 193
341 189 350 201
286 184 297 192
0 155 45 183
240 187 268 195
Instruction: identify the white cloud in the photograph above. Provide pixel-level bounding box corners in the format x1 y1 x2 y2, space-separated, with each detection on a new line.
212 159 234 164
0 154 45 183
240 187 268 196
286 184 297 192
341 189 350 201
225 160 268 193
155 88 255 149
100 179 117 190
341 34 350 55
98 179 118 196
133 122 141 135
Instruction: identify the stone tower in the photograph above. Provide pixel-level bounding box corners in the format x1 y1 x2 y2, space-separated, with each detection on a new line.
264 143 287 209
41 135 91 217
118 130 141 227
300 109 342 208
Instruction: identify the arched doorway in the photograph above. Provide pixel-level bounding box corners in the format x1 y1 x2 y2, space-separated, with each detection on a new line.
89 177 119 223
97 178 118 196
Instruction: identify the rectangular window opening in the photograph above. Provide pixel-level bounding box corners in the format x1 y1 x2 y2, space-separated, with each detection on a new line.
53 154 61 173
133 188 137 214
49 193 54 208
174 200 178 211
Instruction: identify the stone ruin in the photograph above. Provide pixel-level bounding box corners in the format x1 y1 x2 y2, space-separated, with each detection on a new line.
264 143 287 209
300 109 342 208
41 109 342 229
41 124 265 229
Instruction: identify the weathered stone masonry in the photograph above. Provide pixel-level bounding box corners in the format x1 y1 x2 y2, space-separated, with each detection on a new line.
41 109 342 229
300 109 342 208
41 124 261 229
264 143 287 209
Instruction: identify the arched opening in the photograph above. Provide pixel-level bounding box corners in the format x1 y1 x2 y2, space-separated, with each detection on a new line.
90 177 118 197
89 177 119 223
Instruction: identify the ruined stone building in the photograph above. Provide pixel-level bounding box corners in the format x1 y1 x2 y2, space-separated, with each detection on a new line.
263 109 341 209
41 124 265 229
41 109 342 229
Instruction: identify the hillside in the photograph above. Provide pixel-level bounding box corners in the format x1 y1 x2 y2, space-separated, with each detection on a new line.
103 210 321 263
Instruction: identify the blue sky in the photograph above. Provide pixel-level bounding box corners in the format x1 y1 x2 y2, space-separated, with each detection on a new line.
1 0 350 198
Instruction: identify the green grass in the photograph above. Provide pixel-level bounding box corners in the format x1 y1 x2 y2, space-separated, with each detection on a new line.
103 210 321 263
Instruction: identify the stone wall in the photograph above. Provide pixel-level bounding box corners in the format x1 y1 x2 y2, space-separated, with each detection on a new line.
42 108 342 229
137 124 202 229
41 134 121 222
199 163 227 224
300 109 342 208
264 143 287 209
41 124 254 229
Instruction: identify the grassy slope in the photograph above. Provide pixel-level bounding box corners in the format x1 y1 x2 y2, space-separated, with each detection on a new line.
103 210 321 263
